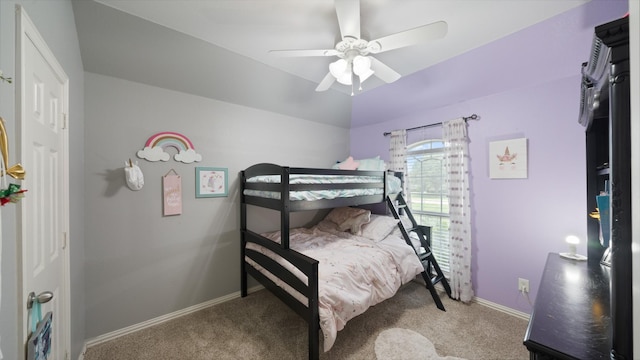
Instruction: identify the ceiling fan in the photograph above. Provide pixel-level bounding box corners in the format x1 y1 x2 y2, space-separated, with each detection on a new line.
269 0 448 94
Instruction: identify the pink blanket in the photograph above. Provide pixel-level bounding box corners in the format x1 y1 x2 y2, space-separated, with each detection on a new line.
245 222 423 351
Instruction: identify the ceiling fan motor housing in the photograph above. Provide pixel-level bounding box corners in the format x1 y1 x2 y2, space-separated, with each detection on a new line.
335 36 381 58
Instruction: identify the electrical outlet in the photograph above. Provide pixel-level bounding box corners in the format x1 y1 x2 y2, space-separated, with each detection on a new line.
518 278 529 293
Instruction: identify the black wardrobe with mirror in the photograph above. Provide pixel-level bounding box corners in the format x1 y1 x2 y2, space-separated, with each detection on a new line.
524 15 631 360
581 16 631 360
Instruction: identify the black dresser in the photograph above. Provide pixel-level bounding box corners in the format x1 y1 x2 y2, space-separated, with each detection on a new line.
523 253 611 359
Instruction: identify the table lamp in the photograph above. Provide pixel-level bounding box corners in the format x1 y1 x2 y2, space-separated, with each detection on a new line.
560 235 587 261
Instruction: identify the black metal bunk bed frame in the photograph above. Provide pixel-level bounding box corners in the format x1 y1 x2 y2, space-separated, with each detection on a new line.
240 163 392 360
239 163 449 359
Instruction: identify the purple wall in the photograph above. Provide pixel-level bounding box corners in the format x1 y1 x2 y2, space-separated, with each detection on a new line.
350 0 628 314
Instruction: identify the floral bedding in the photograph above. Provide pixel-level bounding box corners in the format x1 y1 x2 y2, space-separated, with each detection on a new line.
244 220 423 351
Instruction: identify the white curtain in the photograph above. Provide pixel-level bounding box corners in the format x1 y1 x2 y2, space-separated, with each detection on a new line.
388 130 407 173
388 130 407 196
442 118 473 302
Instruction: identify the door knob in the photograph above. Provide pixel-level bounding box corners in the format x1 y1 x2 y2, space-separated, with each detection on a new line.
26 291 53 309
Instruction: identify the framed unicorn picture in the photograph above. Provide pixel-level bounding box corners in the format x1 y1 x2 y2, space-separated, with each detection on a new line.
196 167 228 197
489 138 528 179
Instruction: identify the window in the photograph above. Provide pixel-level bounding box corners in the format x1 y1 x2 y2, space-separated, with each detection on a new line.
405 139 450 273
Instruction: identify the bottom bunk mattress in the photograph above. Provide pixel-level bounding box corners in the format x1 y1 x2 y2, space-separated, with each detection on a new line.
244 219 424 351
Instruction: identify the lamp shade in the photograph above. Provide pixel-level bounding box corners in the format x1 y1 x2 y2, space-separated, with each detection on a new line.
329 59 347 76
329 59 352 85
352 55 371 74
353 56 374 83
559 234 586 260
565 235 580 245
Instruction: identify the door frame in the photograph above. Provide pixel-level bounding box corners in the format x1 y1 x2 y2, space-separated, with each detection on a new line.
15 5 71 360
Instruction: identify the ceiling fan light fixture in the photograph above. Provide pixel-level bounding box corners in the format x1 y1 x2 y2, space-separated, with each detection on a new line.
336 72 353 85
329 59 347 77
353 55 374 84
330 58 353 85
358 69 374 83
352 55 371 74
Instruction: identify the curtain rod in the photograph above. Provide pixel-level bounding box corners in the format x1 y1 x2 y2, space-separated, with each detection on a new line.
382 114 479 137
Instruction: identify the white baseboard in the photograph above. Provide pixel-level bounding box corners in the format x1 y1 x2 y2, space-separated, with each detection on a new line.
410 277 530 321
473 296 530 321
80 285 264 357
77 343 87 360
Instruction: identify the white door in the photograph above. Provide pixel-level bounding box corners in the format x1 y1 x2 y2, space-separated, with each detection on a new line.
17 7 70 360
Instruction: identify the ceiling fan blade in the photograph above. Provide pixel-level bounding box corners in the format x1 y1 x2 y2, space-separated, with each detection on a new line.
370 57 401 83
315 72 336 92
269 49 340 57
368 21 448 54
335 0 360 40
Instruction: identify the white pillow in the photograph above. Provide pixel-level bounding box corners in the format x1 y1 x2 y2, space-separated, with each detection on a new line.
359 215 400 242
391 215 414 237
356 156 385 171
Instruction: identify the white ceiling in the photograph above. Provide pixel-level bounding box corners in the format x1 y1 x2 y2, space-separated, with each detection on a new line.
94 0 590 94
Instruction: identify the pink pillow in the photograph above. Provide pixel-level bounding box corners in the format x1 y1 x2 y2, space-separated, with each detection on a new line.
337 156 359 170
338 212 371 234
324 207 369 226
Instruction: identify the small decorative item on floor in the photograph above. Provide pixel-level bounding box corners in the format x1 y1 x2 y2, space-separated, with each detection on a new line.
163 169 182 216
375 328 467 360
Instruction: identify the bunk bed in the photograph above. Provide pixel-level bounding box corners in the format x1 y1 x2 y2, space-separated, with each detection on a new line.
240 162 433 359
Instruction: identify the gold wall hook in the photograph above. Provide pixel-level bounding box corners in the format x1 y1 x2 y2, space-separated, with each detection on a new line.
6 163 25 180
0 116 26 180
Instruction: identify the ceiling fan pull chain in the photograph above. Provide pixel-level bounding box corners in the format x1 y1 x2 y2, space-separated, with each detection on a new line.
352 70 356 96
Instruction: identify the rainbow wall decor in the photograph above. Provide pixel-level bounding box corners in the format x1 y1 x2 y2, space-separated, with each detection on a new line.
137 132 202 163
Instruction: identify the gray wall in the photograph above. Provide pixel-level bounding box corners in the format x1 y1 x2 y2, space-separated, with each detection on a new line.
0 0 85 359
71 0 353 130
83 72 350 338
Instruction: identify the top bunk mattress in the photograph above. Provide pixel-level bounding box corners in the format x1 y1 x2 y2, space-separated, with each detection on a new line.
243 173 402 201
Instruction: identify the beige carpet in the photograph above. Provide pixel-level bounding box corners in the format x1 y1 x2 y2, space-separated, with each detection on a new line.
84 281 530 360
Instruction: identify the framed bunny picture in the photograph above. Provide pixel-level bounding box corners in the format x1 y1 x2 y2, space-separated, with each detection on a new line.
195 167 228 198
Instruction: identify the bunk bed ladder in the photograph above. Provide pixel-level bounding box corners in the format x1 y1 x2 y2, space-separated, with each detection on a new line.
386 193 452 311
